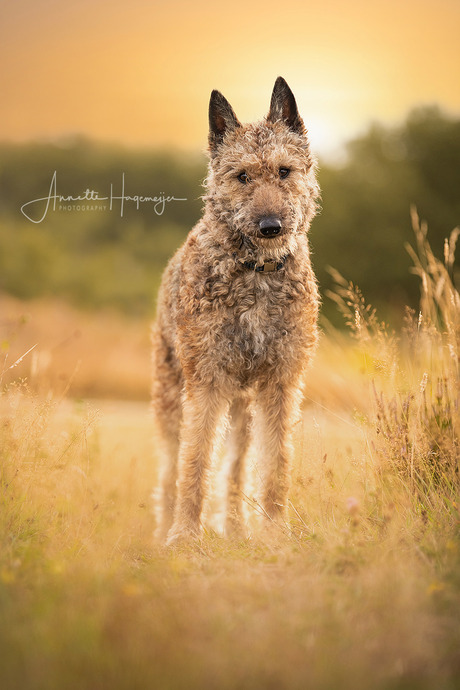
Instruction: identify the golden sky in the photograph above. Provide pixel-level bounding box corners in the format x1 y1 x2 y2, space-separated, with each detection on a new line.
1 0 460 158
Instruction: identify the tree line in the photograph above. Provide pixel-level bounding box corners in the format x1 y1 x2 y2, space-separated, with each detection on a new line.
0 106 458 323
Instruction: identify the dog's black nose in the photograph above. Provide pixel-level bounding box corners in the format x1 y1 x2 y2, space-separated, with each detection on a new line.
259 217 282 238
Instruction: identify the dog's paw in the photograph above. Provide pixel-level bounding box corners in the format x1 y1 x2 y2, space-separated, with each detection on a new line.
154 523 171 544
165 523 201 547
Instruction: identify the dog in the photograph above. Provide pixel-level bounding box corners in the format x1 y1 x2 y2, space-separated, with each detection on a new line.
151 77 320 544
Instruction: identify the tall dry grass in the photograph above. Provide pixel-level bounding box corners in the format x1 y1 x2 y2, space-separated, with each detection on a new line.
328 209 459 513
0 213 459 690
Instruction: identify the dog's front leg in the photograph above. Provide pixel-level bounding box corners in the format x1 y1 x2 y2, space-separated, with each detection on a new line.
256 379 303 525
166 385 225 545
225 396 252 537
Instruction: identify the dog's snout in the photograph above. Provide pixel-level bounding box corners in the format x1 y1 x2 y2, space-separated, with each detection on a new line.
259 216 282 238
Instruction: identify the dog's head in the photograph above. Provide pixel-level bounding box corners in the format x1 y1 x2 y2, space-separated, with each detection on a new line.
206 77 319 258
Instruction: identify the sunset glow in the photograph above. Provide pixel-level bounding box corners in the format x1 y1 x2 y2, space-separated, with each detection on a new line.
1 0 460 158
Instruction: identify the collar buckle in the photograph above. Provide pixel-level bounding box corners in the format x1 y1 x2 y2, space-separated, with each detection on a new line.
259 260 276 272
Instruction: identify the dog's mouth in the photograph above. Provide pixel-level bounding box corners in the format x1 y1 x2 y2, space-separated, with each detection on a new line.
237 220 291 253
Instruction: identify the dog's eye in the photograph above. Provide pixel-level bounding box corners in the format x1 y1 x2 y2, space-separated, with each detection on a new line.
237 172 250 184
279 167 290 179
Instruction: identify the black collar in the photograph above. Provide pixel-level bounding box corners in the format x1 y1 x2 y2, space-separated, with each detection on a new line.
236 255 288 273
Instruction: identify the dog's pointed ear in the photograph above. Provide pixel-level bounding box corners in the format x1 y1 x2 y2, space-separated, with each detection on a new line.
209 90 241 153
267 77 306 136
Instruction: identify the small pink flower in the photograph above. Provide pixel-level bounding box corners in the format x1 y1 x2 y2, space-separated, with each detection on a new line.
346 496 360 515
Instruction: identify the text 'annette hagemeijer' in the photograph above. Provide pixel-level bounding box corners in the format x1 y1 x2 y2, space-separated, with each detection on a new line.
20 171 187 223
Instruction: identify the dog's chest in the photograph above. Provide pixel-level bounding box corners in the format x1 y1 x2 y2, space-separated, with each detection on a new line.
229 299 285 352
211 276 301 378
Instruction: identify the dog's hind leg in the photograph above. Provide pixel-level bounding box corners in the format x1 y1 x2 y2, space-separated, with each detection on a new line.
151 329 182 542
154 425 180 542
225 396 251 537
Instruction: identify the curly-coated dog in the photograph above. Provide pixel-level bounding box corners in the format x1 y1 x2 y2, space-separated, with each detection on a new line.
152 77 320 544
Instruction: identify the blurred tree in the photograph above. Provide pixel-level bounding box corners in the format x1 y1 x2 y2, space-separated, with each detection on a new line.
312 106 460 324
0 138 206 316
0 109 458 322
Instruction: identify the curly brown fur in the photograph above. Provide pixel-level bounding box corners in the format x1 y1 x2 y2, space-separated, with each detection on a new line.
151 77 320 544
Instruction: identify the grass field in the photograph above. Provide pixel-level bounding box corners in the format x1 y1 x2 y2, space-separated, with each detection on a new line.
1 216 459 689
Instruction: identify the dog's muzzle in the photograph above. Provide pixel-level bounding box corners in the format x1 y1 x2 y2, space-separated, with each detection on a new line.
259 216 282 238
